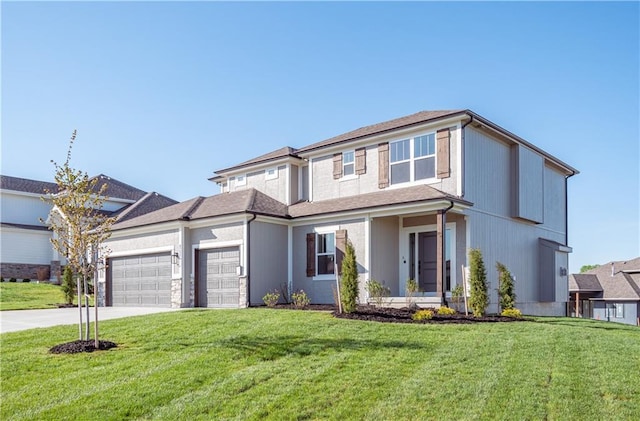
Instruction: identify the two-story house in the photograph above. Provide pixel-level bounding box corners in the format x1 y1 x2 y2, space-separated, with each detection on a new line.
0 174 177 282
102 110 577 316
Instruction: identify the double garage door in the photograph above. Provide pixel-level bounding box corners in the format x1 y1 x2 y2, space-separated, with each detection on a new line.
197 247 241 308
110 253 172 307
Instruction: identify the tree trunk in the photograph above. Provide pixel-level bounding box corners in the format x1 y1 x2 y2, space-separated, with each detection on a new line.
94 283 99 348
84 274 90 340
77 273 83 340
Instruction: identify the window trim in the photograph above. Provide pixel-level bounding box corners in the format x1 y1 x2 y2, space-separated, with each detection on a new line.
313 225 338 280
614 303 624 318
342 150 355 178
235 174 247 186
265 167 278 180
389 132 437 186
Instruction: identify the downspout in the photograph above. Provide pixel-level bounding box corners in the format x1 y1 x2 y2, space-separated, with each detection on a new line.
441 200 455 307
245 212 257 307
460 115 474 199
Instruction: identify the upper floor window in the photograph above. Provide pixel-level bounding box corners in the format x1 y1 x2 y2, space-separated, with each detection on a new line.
343 151 355 177
390 133 436 185
265 167 278 180
235 174 246 186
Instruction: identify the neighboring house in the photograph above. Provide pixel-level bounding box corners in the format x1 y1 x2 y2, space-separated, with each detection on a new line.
569 258 640 326
0 174 177 281
102 109 577 316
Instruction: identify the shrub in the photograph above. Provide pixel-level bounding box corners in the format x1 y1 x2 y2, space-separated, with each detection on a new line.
291 290 310 309
501 308 523 318
9 278 17 282
0 277 4 282
262 290 280 307
412 309 433 321
451 284 464 312
340 240 359 313
437 306 456 316
468 248 489 317
60 266 76 305
496 262 516 311
406 278 419 306
366 279 391 307
279 283 290 304
22 278 31 283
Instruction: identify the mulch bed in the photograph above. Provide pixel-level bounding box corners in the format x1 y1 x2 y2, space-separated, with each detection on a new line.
49 340 117 354
333 305 525 324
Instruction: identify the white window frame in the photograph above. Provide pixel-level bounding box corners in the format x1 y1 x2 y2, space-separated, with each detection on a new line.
265 167 278 180
614 303 624 318
235 174 247 186
342 150 355 178
313 225 338 281
389 132 437 186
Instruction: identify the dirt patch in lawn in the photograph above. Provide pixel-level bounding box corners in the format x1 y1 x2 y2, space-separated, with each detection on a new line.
49 340 117 354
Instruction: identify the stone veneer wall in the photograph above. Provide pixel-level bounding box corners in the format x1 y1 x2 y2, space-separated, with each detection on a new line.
0 262 57 281
239 276 248 308
171 279 182 308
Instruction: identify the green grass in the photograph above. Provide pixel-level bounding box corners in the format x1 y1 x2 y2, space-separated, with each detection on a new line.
0 282 65 310
1 309 639 420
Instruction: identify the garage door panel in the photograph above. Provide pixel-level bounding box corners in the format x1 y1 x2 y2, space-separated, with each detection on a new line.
110 252 172 307
198 247 240 308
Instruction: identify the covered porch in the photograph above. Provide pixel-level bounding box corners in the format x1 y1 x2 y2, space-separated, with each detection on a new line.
367 206 468 308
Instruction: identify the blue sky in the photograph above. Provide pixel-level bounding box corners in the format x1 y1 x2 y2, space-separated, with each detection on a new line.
2 1 638 272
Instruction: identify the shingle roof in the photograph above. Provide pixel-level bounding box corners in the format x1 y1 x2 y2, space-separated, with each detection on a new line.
111 188 290 230
0 222 50 231
288 184 470 218
568 274 602 292
296 110 465 153
90 174 147 201
114 192 179 222
0 175 58 194
569 258 640 300
215 146 299 174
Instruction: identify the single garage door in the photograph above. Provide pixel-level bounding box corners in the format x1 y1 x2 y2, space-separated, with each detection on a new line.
197 247 240 308
110 253 172 307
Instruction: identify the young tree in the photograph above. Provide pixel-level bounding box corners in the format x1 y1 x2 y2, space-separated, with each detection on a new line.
340 241 359 313
496 262 516 311
43 131 115 347
468 248 488 317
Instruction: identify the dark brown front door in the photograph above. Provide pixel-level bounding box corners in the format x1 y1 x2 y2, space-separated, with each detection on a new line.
418 232 437 293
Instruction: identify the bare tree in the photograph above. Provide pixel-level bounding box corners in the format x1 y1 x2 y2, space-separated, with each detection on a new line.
42 130 115 347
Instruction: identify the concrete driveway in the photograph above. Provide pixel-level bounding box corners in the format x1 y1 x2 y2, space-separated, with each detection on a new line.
0 307 181 334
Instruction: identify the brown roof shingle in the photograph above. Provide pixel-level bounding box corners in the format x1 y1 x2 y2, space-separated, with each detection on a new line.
0 175 58 194
215 146 299 174
569 258 640 300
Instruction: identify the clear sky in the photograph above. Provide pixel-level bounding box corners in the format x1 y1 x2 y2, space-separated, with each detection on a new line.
1 1 638 273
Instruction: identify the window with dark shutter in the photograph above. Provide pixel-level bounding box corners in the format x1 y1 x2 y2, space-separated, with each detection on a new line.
436 128 450 179
306 233 316 277
355 148 366 175
378 143 389 188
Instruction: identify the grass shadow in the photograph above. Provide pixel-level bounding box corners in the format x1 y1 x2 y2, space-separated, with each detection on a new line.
533 317 639 332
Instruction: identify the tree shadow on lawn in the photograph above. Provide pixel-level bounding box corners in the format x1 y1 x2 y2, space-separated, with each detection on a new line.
533 317 639 332
217 334 429 361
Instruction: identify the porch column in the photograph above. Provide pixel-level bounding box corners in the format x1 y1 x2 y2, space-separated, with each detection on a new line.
575 292 580 318
436 210 445 302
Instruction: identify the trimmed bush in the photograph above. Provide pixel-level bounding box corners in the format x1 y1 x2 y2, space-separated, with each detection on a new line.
501 308 523 318
496 262 516 311
468 248 489 317
437 306 456 316
412 309 433 321
340 240 359 313
366 279 391 307
22 278 31 283
9 278 17 283
60 266 76 305
291 290 310 309
262 290 280 307
1 277 5 282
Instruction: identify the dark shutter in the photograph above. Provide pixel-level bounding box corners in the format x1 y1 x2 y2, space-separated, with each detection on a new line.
306 233 316 277
333 153 342 180
437 128 451 179
355 148 366 175
378 143 389 188
335 229 347 276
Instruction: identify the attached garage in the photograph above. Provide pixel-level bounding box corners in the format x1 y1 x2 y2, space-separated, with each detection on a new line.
108 253 172 307
196 247 241 308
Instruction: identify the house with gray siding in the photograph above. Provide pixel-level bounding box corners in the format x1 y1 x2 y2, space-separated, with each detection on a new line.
0 174 177 282
569 258 640 326
102 109 578 316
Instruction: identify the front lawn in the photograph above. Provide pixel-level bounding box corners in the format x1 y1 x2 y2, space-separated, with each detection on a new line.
0 282 65 310
1 309 638 420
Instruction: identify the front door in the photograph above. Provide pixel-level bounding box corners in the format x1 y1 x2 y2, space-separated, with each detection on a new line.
418 232 437 293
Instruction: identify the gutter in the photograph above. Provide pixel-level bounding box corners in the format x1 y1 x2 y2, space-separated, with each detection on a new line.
245 212 258 307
